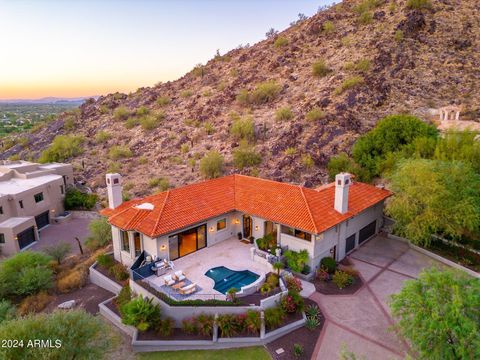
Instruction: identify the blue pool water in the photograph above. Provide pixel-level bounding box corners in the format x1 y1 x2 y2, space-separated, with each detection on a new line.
205 266 260 294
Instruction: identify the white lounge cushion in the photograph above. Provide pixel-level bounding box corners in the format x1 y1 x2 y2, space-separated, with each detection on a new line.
163 275 175 286
174 270 186 281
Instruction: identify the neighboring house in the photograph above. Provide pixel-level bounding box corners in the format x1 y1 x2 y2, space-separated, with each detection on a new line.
102 173 391 269
0 160 73 256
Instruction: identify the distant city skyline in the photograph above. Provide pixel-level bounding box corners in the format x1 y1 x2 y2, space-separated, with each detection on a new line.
0 0 335 100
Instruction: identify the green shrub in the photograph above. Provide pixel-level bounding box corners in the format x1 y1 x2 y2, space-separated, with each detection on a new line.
180 143 190 154
332 270 354 289
358 11 373 24
335 76 364 95
96 254 114 269
110 263 129 282
327 153 370 182
149 177 170 191
64 188 97 210
305 107 326 122
0 300 16 324
136 106 150 116
406 0 432 10
86 217 112 248
192 64 205 77
199 150 224 179
156 96 171 106
180 90 193 98
38 135 84 163
157 317 174 336
236 89 251 106
353 0 382 14
346 59 371 73
320 257 336 273
395 30 404 42
245 310 261 334
120 296 161 331
274 36 289 48
275 107 294 121
284 275 303 293
302 153 314 169
95 130 111 143
323 20 336 34
204 122 215 135
251 81 281 104
63 116 76 131
293 343 304 358
230 116 255 142
124 117 139 129
217 314 240 337
264 306 286 330
283 250 309 273
0 251 53 298
140 115 161 130
44 242 71 264
305 304 320 319
285 147 296 155
113 106 130 121
116 285 132 308
312 59 331 77
109 145 132 160
0 310 114 359
233 142 262 169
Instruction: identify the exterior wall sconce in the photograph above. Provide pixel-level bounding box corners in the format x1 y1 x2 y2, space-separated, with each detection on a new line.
233 219 240 224
160 244 166 250
254 225 259 231
209 226 215 232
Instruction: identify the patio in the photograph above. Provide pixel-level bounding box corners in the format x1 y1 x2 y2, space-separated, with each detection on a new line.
143 237 272 300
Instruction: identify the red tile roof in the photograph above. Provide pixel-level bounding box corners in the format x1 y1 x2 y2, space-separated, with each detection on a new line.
101 174 391 237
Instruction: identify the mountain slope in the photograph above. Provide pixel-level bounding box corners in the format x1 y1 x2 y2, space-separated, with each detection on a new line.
3 0 479 197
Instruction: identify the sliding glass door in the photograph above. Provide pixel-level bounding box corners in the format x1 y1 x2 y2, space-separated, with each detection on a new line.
168 224 207 260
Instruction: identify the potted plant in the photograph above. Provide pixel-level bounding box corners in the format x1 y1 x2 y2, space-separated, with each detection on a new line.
237 232 242 240
248 235 255 244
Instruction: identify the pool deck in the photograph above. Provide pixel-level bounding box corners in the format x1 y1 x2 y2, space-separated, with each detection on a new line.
145 237 272 300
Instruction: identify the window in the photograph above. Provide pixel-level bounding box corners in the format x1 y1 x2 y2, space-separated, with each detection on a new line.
121 230 130 252
0 206 3 215
0 234 4 244
19 200 24 209
134 232 141 257
60 185 64 195
281 225 294 236
294 229 312 242
217 218 226 231
34 192 44 203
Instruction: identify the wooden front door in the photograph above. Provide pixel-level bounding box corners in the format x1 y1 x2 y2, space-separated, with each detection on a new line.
243 215 252 238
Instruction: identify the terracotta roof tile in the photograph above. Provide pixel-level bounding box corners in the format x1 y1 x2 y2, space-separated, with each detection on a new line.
103 174 391 237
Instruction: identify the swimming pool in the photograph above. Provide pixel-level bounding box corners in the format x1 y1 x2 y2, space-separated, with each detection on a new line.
205 266 260 294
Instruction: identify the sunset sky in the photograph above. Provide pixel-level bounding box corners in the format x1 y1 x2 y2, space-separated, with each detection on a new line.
0 0 334 100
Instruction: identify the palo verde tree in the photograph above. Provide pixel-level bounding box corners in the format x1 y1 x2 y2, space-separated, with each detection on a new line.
390 268 480 360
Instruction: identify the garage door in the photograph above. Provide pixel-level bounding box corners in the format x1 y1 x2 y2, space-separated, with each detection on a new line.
17 227 36 249
359 221 376 244
35 211 50 229
345 234 356 254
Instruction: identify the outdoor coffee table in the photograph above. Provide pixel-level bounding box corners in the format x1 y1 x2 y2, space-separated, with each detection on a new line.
171 281 185 290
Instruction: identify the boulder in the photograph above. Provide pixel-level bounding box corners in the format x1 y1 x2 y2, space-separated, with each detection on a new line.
58 300 76 309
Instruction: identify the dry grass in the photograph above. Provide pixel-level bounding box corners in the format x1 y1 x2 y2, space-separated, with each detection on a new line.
17 292 54 316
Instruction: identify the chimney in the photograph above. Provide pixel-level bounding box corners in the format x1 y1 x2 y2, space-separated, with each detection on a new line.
334 172 351 214
106 173 123 209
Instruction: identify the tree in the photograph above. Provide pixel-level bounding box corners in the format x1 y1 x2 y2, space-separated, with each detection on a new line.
199 150 224 179
327 153 370 182
352 114 438 178
38 134 84 163
273 262 284 276
0 300 16 324
0 251 53 299
386 159 480 245
88 217 112 246
64 188 97 210
0 310 115 360
44 242 71 264
232 141 262 170
390 268 480 360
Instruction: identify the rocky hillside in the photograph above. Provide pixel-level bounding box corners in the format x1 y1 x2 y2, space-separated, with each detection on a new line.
3 0 479 198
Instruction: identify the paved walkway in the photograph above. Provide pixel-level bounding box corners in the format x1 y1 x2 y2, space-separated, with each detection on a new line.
311 235 443 359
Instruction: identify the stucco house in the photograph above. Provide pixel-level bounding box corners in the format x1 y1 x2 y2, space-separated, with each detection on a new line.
102 172 391 270
0 160 73 256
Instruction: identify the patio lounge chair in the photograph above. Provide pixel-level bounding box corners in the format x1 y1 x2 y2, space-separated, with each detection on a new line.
173 270 186 281
178 283 197 295
163 274 175 286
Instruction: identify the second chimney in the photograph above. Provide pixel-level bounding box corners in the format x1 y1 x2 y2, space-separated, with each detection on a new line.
334 173 351 214
106 173 123 209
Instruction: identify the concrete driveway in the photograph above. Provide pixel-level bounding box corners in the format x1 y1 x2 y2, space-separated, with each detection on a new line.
311 235 443 360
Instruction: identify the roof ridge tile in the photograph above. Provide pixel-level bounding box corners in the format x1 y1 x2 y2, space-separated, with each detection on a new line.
299 186 319 234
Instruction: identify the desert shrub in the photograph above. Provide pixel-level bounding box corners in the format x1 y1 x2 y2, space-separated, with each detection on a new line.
302 153 314 169
195 313 214 337
136 106 150 116
217 314 239 337
245 310 260 334
305 316 320 330
84 217 112 250
274 36 289 48
110 263 129 281
230 116 255 142
124 117 139 129
204 122 215 135
332 270 354 289
180 90 193 98
320 257 336 273
251 81 281 104
149 177 169 191
0 251 53 298
140 115 161 130
266 273 279 288
156 96 171 106
63 116 76 131
65 188 97 211
116 285 132 308
335 76 364 94
17 291 53 316
323 20 335 33
346 59 371 73
236 89 251 105
38 135 84 163
293 343 304 358
327 153 370 182
180 143 190 154
113 106 130 121
358 11 373 24
233 142 262 169
199 150 224 179
406 0 432 10
0 310 114 359
260 283 272 296
181 317 197 334
305 107 326 122
107 161 122 173
312 59 331 77
56 267 87 293
284 275 303 293
0 300 16 323
96 254 114 269
44 242 71 264
109 145 132 160
395 30 404 42
192 64 205 77
264 306 286 330
305 304 320 319
283 249 309 273
285 147 296 155
95 130 111 143
275 107 294 121
157 317 174 337
120 296 161 331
